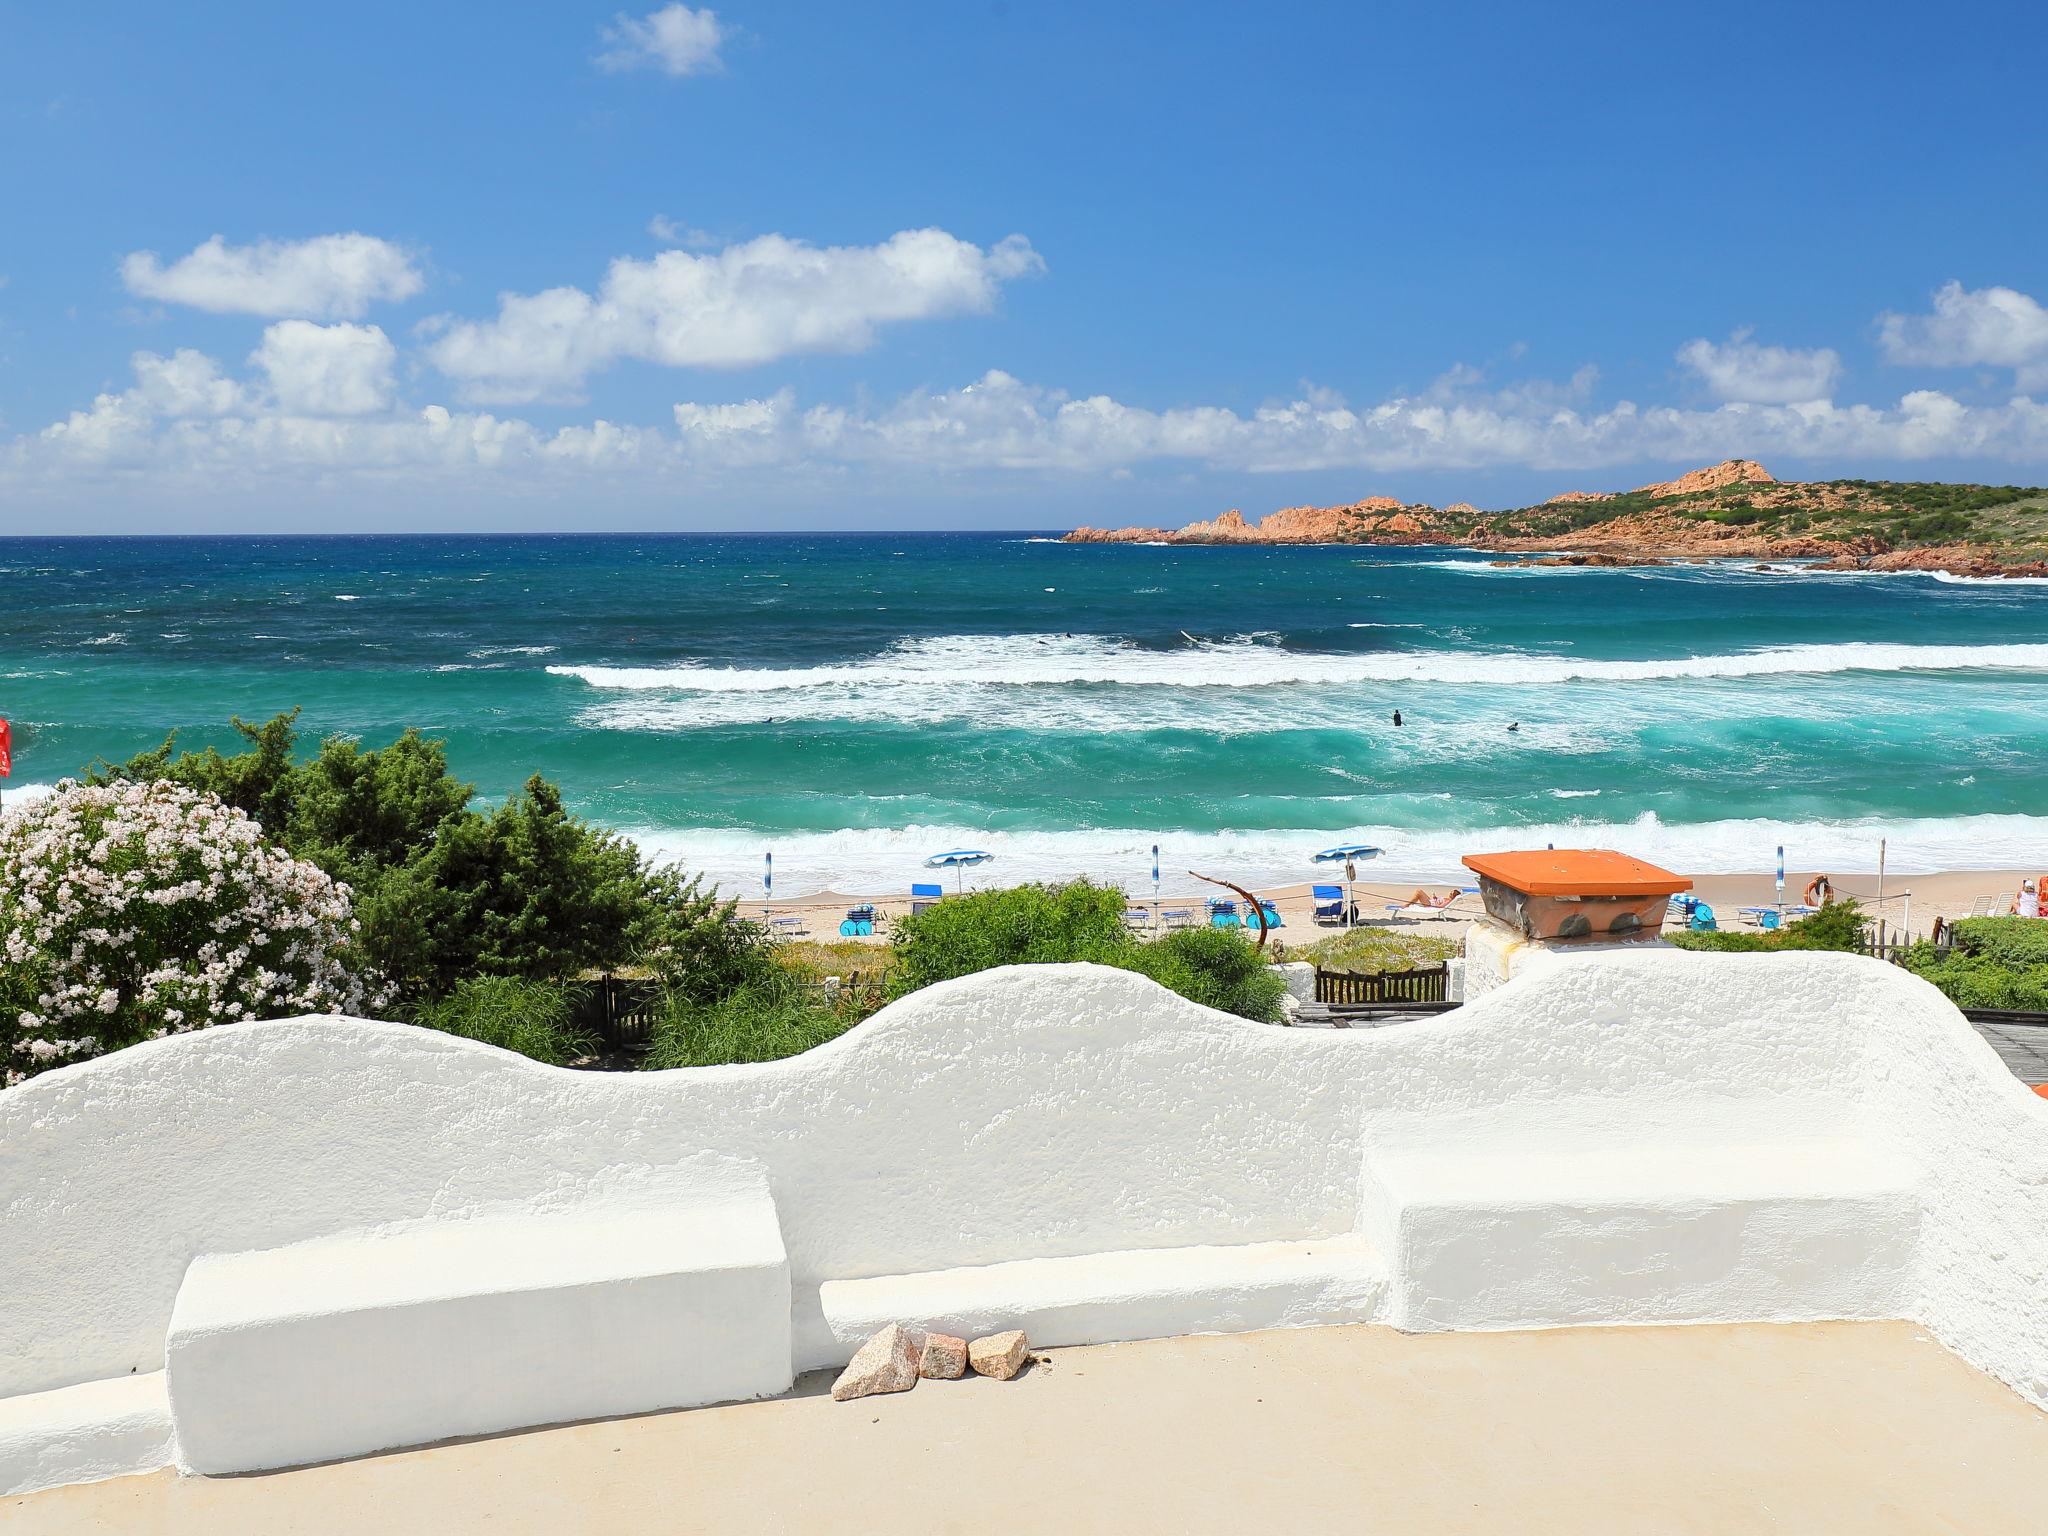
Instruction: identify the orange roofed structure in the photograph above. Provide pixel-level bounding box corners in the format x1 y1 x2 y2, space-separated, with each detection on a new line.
1462 849 1691 945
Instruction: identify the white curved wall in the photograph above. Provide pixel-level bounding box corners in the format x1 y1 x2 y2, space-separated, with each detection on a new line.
2 952 2045 1417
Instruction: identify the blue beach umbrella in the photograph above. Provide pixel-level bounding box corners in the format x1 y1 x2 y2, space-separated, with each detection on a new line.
764 849 773 904
926 848 995 894
1312 843 1382 929
1151 843 1160 905
1312 843 1383 864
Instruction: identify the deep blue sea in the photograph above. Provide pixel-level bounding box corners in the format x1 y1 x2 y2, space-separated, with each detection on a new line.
6 532 2048 893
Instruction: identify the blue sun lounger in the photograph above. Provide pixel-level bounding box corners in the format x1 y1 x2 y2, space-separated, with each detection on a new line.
1311 885 1346 925
839 902 878 938
1207 898 1241 929
910 882 943 916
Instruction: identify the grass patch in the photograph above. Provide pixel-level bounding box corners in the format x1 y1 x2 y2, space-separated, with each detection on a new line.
1292 926 1461 973
412 976 597 1066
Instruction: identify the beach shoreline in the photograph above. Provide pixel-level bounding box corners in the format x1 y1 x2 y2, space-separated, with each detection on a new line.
737 865 2039 947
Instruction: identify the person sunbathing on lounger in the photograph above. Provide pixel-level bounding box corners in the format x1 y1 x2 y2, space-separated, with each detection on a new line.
1402 889 1458 910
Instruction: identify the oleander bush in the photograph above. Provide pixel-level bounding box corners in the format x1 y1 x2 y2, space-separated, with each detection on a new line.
0 779 381 1084
90 713 775 1010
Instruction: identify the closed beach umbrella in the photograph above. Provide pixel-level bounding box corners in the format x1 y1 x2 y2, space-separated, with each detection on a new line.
764 850 773 917
926 848 995 894
1313 843 1382 930
1151 843 1160 906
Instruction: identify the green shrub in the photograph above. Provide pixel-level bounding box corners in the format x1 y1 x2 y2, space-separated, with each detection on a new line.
1120 925 1289 1022
1898 952 2048 1011
1945 915 2048 968
886 878 1287 1022
1668 899 1866 954
644 972 860 1068
89 713 772 1007
412 976 596 1066
886 879 1132 997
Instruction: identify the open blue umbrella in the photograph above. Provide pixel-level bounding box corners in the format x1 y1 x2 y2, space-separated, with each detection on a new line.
1312 843 1383 863
1312 844 1381 929
925 848 995 895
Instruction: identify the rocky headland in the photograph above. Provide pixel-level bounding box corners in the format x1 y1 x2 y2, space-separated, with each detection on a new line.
1064 461 2048 577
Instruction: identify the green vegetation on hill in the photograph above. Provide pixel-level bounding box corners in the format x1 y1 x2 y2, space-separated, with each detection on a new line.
1476 477 2048 555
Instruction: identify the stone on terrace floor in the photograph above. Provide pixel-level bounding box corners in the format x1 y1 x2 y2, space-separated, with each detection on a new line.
918 1332 968 1381
831 1324 921 1402
969 1330 1030 1380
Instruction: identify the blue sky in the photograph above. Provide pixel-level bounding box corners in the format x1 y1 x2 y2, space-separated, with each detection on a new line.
3 0 2047 531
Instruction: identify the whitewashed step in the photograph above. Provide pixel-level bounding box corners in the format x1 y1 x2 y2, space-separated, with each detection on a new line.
1362 1135 1921 1331
821 1233 1387 1360
0 1371 175 1497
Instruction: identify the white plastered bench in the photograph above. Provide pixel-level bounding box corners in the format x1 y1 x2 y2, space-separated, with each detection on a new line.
164 1190 791 1476
819 1233 1388 1358
1360 1125 1922 1332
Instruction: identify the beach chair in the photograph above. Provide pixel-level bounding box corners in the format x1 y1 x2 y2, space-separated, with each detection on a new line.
1161 907 1194 931
768 915 810 941
838 903 877 938
1207 898 1241 929
1243 899 1281 931
1311 885 1347 926
1123 907 1156 935
909 882 943 916
1968 895 1995 919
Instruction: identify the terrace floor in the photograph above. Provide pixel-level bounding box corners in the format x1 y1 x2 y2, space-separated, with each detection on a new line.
11 1321 2047 1534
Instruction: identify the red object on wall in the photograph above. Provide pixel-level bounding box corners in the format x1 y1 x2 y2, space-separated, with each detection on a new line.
0 717 11 778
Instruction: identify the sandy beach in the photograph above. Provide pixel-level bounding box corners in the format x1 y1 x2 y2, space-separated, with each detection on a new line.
740 865 2042 948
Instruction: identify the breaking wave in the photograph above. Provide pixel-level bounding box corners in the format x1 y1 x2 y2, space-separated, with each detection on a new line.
548 634 2048 694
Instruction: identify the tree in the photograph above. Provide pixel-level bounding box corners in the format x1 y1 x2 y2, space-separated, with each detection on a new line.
0 779 380 1084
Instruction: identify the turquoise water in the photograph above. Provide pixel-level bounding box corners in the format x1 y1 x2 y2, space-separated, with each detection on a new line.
6 533 2048 893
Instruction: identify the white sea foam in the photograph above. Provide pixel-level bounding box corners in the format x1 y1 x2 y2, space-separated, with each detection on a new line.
628 810 2048 898
1931 570 2048 587
548 633 2048 695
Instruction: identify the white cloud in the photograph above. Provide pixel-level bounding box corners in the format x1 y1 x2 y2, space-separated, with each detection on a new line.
1676 329 1841 404
1879 281 2048 388
670 367 2048 476
10 346 2048 499
250 321 397 416
425 228 1045 402
597 4 726 76
120 233 424 319
648 214 721 249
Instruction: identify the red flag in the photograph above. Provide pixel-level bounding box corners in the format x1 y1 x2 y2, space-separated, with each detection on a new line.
0 718 11 779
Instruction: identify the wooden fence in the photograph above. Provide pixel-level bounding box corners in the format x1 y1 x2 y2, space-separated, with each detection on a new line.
1315 963 1449 1006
